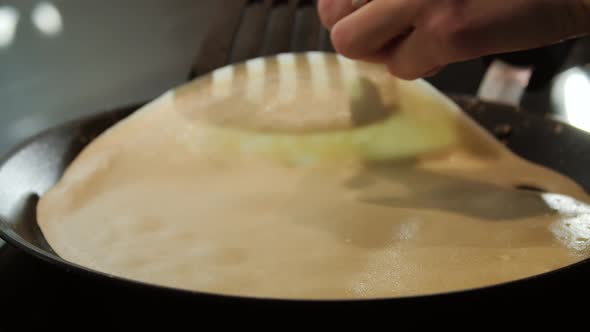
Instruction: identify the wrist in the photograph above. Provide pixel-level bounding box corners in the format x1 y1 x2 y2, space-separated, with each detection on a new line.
578 0 590 33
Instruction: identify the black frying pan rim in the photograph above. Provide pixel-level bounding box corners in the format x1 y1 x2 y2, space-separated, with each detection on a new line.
1 95 589 305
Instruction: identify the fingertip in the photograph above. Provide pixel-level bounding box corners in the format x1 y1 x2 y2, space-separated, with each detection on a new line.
386 64 443 80
331 21 362 59
386 65 443 80
385 41 444 80
386 63 421 81
423 66 442 78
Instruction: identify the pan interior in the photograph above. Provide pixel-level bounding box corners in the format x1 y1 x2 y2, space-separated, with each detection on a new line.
0 53 586 298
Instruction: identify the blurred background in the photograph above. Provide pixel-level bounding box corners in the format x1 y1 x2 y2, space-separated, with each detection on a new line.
1 0 589 155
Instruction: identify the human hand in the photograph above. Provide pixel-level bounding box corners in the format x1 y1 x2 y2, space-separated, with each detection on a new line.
318 0 590 79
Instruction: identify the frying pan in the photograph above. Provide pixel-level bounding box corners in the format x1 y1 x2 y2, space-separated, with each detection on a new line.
1 0 589 310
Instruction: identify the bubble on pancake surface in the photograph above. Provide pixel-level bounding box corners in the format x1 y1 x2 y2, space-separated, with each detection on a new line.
545 193 590 252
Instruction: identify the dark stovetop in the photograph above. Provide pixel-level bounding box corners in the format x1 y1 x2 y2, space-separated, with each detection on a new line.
1 0 590 311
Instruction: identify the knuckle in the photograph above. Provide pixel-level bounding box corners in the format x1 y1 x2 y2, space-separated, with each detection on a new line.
420 2 481 63
427 17 477 62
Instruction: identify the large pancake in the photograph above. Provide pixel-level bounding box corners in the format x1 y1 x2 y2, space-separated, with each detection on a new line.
37 52 590 299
